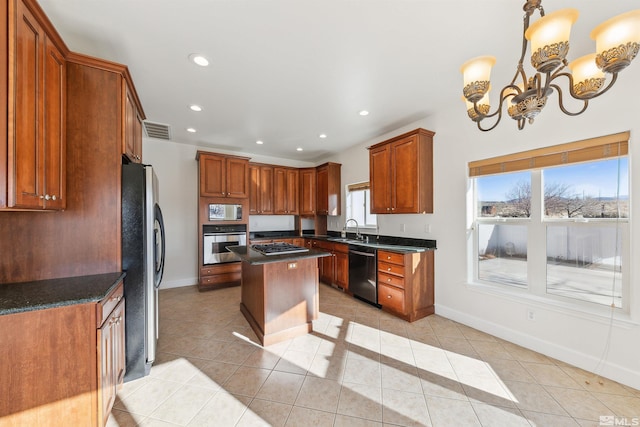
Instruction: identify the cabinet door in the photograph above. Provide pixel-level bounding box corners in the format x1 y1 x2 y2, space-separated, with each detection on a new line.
200 154 226 197
286 168 299 214
12 0 42 209
299 168 316 215
274 167 299 214
123 84 142 163
42 37 65 209
124 87 136 162
334 251 349 289
319 254 334 285
249 165 259 214
273 167 287 214
316 165 328 215
112 300 126 386
98 310 116 427
391 136 420 213
369 144 391 214
258 165 273 214
226 157 249 198
98 299 125 427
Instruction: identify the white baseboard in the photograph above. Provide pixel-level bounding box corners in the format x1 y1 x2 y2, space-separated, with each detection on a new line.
159 277 198 289
436 304 640 391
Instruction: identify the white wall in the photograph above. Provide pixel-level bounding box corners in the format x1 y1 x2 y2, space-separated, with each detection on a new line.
144 63 640 389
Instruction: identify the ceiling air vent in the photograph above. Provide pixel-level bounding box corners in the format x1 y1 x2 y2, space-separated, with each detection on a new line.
143 121 172 140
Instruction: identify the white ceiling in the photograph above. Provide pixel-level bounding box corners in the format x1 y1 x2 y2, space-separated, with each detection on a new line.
37 0 639 162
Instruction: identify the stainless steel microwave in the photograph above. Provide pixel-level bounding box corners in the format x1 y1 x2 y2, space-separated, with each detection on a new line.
208 204 242 221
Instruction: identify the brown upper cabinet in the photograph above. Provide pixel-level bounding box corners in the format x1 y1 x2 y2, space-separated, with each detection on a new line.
299 167 316 216
123 84 143 163
249 163 274 214
197 152 250 198
273 167 299 215
3 0 68 210
316 162 341 216
369 128 435 214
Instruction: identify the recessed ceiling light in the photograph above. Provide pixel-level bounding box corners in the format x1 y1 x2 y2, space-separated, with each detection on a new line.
319 134 327 139
186 127 197 133
188 54 209 67
296 147 303 151
256 140 264 145
359 110 369 116
189 104 203 112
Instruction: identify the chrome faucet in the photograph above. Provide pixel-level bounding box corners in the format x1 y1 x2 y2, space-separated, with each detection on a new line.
344 218 361 240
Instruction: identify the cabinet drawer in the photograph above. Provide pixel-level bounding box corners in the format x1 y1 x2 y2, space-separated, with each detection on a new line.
378 250 404 266
97 280 124 327
333 242 349 254
378 271 405 289
200 272 241 286
201 263 241 277
378 283 405 313
312 240 333 251
378 261 404 276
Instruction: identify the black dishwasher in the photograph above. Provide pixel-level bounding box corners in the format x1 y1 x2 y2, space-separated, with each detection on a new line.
348 244 379 306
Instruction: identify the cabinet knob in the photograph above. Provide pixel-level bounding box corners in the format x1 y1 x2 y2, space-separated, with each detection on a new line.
44 194 51 201
387 278 391 282
51 195 57 201
387 207 390 211
387 267 391 271
387 256 391 260
387 295 392 299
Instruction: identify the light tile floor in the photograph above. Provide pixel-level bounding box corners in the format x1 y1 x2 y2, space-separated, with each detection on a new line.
108 284 640 427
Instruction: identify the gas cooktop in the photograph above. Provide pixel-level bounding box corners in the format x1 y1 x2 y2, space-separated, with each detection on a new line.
251 242 310 256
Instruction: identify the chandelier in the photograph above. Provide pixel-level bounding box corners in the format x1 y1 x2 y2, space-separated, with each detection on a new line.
461 0 640 131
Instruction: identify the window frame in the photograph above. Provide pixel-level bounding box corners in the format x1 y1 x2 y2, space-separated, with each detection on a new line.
345 182 377 229
468 133 631 315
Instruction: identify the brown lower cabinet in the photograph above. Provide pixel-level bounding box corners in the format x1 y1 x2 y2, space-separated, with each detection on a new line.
309 239 349 290
377 249 434 322
0 279 125 426
200 263 242 290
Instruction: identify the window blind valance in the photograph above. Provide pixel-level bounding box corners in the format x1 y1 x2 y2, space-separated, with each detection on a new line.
347 182 370 192
468 131 629 177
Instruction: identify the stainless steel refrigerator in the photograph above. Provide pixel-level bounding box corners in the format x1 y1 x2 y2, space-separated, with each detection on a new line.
122 162 165 382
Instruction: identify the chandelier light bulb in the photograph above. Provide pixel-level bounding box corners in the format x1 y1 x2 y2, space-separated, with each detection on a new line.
461 56 495 103
568 54 606 98
591 10 640 73
525 8 578 72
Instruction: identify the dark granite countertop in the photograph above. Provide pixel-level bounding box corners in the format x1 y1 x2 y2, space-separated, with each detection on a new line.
300 233 436 253
0 272 126 315
248 230 436 253
228 245 330 265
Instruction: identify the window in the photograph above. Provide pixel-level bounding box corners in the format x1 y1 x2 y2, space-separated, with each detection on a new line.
346 182 377 228
470 132 629 311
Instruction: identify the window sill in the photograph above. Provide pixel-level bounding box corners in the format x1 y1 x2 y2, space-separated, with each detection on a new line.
464 280 638 328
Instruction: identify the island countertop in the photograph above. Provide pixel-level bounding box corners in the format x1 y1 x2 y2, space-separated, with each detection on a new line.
227 245 330 265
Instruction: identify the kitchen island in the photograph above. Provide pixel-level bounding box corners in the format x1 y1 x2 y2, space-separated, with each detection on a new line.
228 245 330 346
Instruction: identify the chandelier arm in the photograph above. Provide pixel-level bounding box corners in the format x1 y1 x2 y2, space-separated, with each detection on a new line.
476 107 505 132
549 83 589 116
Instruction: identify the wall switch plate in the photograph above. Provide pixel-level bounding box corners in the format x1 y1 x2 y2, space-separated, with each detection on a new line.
425 224 431 233
527 309 536 321
400 224 405 232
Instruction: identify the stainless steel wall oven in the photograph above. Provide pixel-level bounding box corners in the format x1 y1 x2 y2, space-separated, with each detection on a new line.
203 224 247 265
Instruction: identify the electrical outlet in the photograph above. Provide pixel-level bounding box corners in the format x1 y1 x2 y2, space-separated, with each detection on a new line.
425 224 431 233
400 223 405 232
527 309 536 321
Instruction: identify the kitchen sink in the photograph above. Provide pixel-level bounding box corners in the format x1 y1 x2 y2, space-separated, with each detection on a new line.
328 237 359 243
